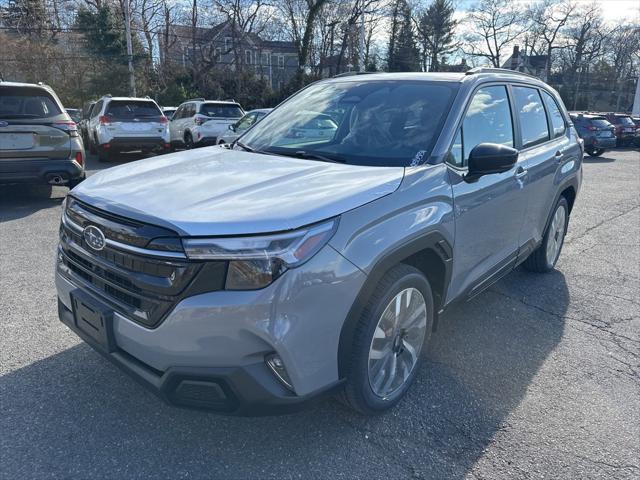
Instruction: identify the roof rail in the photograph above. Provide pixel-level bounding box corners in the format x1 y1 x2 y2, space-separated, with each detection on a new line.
465 67 539 80
187 98 205 102
332 71 374 78
223 98 237 103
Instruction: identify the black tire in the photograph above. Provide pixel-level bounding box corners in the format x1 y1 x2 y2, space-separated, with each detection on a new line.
184 132 194 149
586 147 605 157
523 196 569 273
340 264 434 415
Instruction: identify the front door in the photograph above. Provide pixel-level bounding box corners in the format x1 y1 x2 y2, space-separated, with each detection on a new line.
446 84 529 301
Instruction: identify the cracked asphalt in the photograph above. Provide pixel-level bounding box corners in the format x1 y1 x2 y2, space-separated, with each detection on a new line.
1 149 639 479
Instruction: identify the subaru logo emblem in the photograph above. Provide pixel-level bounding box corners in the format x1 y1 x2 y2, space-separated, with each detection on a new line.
83 225 106 251
0 121 8 128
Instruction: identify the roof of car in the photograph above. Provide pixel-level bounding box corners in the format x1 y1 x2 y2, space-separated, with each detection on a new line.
0 81 53 91
102 96 158 102
569 112 606 119
324 68 549 86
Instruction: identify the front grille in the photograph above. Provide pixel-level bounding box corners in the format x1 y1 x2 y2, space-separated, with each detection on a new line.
58 198 226 328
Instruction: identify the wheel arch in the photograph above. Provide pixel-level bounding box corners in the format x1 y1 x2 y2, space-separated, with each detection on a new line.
337 231 452 379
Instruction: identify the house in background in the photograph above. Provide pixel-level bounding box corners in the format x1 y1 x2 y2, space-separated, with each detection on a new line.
159 21 299 91
502 45 548 81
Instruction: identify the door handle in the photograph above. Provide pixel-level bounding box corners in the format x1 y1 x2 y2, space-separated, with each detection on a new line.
514 167 528 179
554 151 564 161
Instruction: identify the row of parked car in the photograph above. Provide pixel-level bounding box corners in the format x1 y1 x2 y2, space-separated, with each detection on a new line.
570 110 640 156
75 96 272 162
1 78 638 191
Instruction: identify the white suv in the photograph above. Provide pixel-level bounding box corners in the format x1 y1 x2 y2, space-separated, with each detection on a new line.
169 99 244 149
87 96 170 162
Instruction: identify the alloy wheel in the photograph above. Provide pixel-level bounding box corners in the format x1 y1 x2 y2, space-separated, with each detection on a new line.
367 287 428 398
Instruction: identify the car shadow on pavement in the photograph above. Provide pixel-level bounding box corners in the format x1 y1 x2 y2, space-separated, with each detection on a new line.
0 268 569 479
0 184 66 222
583 155 616 163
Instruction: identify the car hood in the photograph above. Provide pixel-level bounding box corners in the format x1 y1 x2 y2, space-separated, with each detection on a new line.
72 147 404 236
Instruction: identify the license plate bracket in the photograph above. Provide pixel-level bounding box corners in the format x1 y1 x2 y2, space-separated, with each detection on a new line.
70 290 116 352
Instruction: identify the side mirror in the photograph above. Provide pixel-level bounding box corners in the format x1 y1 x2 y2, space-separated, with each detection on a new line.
229 124 235 131
466 143 518 180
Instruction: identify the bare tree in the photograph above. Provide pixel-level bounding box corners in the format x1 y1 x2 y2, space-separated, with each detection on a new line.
279 0 331 78
527 0 576 80
463 0 527 68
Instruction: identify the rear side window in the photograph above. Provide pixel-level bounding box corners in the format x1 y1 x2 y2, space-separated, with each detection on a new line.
541 91 565 138
106 100 161 118
91 100 103 118
0 87 62 119
200 103 243 118
455 85 514 166
513 86 549 148
591 119 612 128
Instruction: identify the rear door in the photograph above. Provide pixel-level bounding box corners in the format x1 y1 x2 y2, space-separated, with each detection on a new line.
513 86 579 258
104 100 165 138
447 84 528 300
0 85 71 160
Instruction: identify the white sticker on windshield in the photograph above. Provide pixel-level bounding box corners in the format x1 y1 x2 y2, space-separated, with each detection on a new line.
410 150 427 166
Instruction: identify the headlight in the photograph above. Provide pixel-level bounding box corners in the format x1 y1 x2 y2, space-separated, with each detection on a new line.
182 218 338 290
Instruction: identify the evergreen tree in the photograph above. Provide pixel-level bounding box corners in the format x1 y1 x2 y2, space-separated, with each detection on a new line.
387 0 420 72
417 0 457 71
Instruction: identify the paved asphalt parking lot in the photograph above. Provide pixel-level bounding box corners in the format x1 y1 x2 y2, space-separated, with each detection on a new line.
1 149 639 479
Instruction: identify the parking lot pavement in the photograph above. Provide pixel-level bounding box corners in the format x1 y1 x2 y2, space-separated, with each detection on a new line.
1 149 638 480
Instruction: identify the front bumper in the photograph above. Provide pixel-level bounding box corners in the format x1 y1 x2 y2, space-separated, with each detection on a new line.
0 158 84 185
58 299 341 415
55 243 366 415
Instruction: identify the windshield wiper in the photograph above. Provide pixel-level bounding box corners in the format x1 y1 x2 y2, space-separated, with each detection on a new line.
292 150 346 164
234 141 255 152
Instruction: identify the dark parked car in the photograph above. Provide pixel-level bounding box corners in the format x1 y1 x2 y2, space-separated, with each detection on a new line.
569 112 616 156
79 101 95 147
0 81 85 189
601 112 638 147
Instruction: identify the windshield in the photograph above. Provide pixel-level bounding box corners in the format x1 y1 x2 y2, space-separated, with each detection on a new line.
239 80 457 167
0 87 62 119
106 100 162 118
200 103 243 118
616 116 635 126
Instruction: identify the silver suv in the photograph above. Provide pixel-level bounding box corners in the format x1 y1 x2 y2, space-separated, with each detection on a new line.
86 96 170 162
0 81 85 189
169 99 244 149
56 69 582 415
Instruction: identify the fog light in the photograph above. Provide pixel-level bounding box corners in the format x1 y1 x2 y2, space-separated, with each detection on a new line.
266 353 293 391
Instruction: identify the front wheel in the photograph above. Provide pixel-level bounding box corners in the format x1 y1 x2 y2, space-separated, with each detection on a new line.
523 197 569 273
340 264 434 415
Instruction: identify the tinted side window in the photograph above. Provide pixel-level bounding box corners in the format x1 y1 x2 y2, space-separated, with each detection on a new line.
92 100 103 118
460 85 514 164
541 91 565 138
512 86 549 148
187 104 196 117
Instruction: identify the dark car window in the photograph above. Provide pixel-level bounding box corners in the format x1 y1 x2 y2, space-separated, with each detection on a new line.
541 91 565 138
615 116 635 127
0 86 62 119
91 100 103 118
455 85 514 166
106 100 162 118
513 86 550 148
591 119 612 129
200 103 243 118
240 80 458 167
